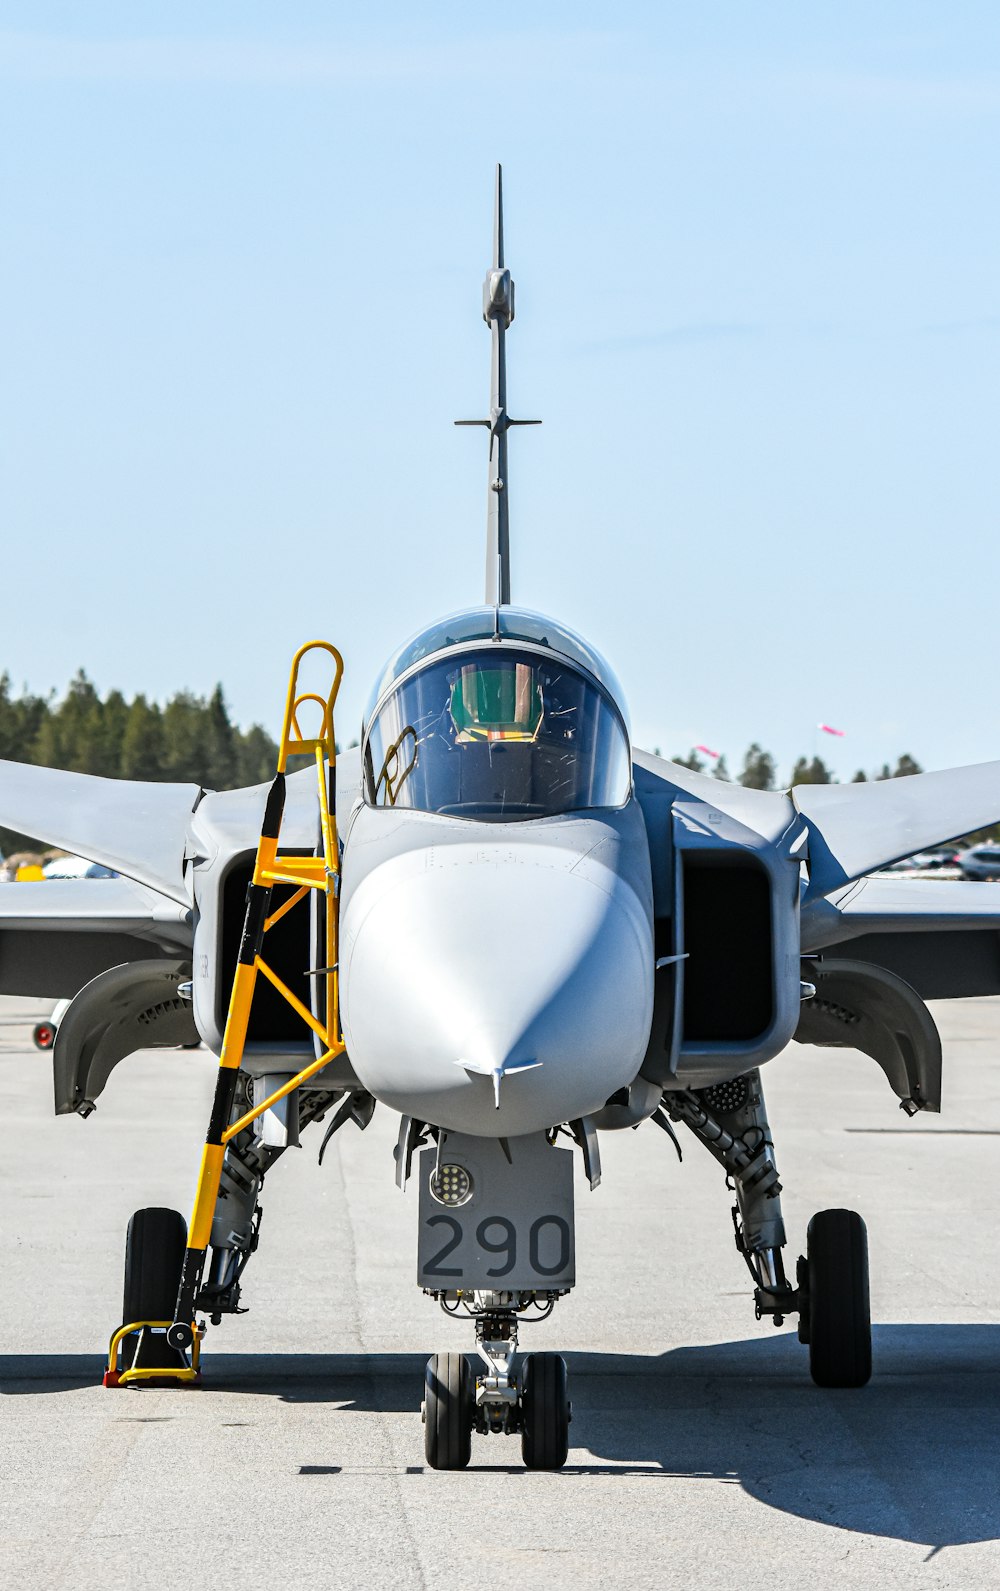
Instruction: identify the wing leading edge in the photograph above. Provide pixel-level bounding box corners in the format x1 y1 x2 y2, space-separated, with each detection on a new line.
634 750 1000 901
795 761 1000 900
0 760 201 903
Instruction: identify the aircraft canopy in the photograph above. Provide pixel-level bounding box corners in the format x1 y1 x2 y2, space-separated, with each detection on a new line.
363 643 630 820
364 606 628 729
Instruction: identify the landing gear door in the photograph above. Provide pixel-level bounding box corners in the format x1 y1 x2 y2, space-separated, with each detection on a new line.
417 1132 575 1292
52 958 196 1116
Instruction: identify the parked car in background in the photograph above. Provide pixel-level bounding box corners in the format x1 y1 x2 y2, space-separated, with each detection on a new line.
957 845 1000 881
874 850 963 879
917 846 965 869
41 855 117 879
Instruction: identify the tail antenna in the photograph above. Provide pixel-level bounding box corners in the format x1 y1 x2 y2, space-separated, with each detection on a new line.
455 164 541 607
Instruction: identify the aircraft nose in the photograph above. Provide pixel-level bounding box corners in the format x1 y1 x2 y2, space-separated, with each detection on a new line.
340 840 653 1136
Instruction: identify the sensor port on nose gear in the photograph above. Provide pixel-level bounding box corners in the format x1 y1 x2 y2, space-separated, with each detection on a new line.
657 1069 871 1389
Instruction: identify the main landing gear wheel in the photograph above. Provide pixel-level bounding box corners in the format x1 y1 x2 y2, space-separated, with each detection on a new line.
802 1208 872 1389
520 1352 570 1470
424 1352 474 1470
121 1207 188 1371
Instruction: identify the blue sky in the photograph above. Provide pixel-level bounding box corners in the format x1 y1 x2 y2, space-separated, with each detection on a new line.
0 3 997 780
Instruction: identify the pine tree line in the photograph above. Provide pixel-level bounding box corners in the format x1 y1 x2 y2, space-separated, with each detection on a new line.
667 743 925 788
0 671 280 855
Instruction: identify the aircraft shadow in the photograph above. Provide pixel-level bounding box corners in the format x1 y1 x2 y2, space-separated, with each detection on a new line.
571 1325 1000 1552
3 1324 998 1550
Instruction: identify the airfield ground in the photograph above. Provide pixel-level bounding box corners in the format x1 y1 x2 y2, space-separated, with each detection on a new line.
2 992 1000 1590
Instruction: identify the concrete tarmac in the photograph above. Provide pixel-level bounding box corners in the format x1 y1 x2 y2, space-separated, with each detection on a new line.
3 992 1000 1590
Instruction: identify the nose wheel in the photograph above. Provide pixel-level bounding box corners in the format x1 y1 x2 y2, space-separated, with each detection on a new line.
423 1294 572 1471
423 1352 475 1469
422 1348 572 1471
520 1352 570 1469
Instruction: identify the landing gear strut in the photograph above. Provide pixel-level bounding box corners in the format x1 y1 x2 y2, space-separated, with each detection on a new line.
662 1070 872 1388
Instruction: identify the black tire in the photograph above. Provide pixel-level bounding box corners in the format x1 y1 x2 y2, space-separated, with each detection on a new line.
424 1353 473 1469
121 1208 187 1371
520 1352 570 1470
806 1208 871 1388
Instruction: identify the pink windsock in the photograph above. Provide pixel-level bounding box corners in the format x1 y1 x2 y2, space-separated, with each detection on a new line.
817 723 845 737
695 744 719 759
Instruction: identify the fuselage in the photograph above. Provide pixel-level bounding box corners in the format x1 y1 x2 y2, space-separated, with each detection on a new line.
337 606 655 1137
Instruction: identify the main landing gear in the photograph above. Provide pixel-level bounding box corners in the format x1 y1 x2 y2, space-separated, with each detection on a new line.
103 641 350 1388
104 1070 346 1386
799 1207 871 1387
423 1294 571 1470
661 1070 872 1389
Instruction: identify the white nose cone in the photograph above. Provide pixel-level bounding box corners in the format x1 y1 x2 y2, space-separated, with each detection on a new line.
340 839 653 1136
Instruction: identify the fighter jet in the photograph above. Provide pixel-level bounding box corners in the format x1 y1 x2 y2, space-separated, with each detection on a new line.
3 167 1000 1470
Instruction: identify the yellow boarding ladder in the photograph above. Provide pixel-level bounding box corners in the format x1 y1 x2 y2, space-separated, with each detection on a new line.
113 641 346 1377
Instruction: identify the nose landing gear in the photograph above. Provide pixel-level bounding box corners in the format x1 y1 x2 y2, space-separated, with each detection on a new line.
422 1293 571 1470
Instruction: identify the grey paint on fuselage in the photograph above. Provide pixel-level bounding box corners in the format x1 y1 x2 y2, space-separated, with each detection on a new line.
338 798 653 1137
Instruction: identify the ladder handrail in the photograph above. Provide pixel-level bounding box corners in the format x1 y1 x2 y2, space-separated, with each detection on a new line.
277 640 344 770
167 639 347 1353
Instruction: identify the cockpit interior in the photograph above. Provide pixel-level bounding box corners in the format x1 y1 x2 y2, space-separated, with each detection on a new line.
362 608 631 821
